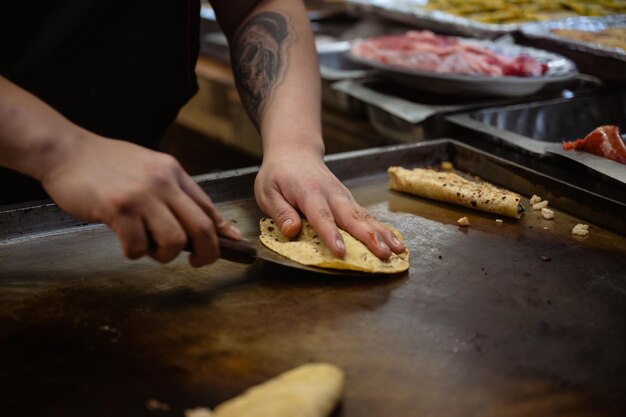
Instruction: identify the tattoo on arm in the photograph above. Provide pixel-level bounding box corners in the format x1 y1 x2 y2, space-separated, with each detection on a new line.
231 11 294 130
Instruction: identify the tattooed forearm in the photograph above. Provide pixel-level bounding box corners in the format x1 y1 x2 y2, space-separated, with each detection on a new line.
231 11 294 129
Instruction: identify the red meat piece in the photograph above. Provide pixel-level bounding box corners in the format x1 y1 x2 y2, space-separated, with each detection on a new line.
563 125 626 164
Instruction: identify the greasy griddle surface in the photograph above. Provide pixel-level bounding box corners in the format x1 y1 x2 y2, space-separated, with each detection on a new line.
1 170 625 416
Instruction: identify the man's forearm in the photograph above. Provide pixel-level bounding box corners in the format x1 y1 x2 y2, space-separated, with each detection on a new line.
225 0 324 156
0 76 81 181
230 10 293 130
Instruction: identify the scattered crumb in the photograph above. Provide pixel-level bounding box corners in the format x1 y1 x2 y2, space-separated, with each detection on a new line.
572 223 589 236
532 200 549 210
530 194 542 205
146 399 171 412
541 255 551 262
457 216 470 226
541 208 554 220
543 227 549 230
185 408 213 417
441 161 454 171
99 325 119 333
495 219 503 223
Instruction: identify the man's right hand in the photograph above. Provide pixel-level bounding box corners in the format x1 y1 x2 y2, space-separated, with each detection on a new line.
1 75 239 267
41 135 242 267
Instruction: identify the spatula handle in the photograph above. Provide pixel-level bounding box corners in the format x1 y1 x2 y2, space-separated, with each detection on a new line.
216 236 257 264
182 237 256 264
149 234 257 264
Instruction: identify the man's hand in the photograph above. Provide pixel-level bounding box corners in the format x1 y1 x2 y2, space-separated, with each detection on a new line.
254 148 406 260
0 75 241 267
41 135 242 267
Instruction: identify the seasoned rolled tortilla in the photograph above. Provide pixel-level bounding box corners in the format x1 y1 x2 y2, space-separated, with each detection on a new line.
388 166 523 219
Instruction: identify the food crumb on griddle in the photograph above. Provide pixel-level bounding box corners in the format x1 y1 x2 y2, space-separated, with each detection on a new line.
457 216 470 226
530 194 542 205
541 208 554 220
541 255 551 262
185 408 213 417
572 223 590 236
495 219 503 223
146 399 171 412
532 200 549 210
441 161 454 171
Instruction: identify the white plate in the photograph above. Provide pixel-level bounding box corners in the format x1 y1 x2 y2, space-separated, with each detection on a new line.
347 38 579 97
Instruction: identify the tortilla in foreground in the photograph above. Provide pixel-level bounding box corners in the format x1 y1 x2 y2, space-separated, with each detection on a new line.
212 363 345 417
388 166 523 219
259 218 409 274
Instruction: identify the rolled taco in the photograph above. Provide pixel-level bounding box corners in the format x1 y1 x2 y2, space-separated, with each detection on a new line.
388 166 523 219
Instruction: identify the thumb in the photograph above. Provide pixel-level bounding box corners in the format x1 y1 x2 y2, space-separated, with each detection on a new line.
264 194 302 238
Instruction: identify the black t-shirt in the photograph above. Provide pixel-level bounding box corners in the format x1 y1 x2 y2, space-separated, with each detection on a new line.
1 0 200 203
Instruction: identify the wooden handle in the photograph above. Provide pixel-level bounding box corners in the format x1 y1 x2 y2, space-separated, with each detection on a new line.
149 234 257 264
216 236 257 264
182 237 256 264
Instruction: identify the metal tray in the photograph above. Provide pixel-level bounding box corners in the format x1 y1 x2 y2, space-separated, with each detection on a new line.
518 15 626 83
1 140 625 416
317 42 372 115
333 75 602 143
445 92 626 204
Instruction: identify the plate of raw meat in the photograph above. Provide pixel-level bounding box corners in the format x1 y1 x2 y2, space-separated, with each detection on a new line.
348 30 578 97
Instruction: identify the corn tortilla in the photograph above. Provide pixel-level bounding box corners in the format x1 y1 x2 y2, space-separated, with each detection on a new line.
212 363 345 417
259 218 409 274
388 166 523 219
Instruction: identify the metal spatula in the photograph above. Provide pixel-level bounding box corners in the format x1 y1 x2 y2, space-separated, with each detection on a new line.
215 237 370 276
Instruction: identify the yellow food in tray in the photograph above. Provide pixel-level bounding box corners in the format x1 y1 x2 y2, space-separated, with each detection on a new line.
551 27 626 51
424 0 626 24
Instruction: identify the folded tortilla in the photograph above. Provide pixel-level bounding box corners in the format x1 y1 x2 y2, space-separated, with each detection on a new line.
259 218 409 274
388 166 523 219
212 363 345 417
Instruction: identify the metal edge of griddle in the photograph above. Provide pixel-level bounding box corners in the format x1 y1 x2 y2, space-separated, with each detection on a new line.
449 142 626 236
322 139 626 236
444 111 626 204
0 166 260 244
1 140 624 245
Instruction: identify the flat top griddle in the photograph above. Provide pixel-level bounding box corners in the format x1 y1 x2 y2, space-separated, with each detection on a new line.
1 140 625 417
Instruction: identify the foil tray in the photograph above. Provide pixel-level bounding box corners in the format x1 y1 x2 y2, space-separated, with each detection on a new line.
346 0 523 38
519 15 626 60
517 15 626 82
